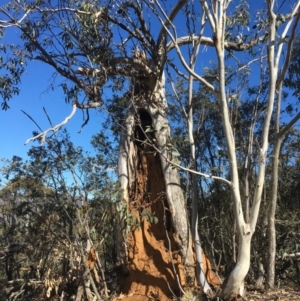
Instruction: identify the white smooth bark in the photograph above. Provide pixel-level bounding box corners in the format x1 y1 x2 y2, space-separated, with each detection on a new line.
267 108 300 287
211 2 251 296
266 10 300 287
267 136 281 288
220 233 251 298
185 11 212 293
193 1 300 297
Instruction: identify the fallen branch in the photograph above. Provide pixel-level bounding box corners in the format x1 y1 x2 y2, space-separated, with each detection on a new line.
282 252 300 259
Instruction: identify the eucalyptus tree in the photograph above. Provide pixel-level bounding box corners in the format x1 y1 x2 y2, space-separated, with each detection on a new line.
266 34 300 288
191 2 299 298
1 0 300 300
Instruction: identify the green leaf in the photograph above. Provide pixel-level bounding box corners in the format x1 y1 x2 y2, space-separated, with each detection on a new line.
145 126 153 133
172 150 180 157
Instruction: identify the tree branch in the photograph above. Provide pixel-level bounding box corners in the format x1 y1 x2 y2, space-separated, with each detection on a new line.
167 34 270 53
75 101 102 109
116 1 156 50
274 2 300 69
278 112 300 139
0 7 32 27
156 0 188 48
77 57 154 78
25 102 77 145
153 9 216 91
21 110 43 132
277 11 300 86
226 56 267 83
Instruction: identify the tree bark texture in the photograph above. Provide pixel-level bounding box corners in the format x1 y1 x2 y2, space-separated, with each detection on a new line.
219 232 251 299
117 76 195 299
266 137 281 287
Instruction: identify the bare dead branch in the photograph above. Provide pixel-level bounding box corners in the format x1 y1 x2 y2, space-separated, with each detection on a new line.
78 109 90 134
278 112 300 139
166 58 189 80
43 107 54 128
226 56 267 83
21 110 43 132
282 252 300 259
156 0 187 47
25 103 77 145
116 1 156 50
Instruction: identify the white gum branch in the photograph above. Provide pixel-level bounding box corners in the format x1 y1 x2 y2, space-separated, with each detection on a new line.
25 103 77 145
282 252 300 259
0 7 32 28
249 0 277 231
274 1 300 68
249 0 300 232
153 6 216 91
162 152 232 186
135 132 232 186
200 0 216 30
36 7 91 14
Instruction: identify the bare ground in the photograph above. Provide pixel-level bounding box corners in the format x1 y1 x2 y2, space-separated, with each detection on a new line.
110 286 300 301
246 286 300 301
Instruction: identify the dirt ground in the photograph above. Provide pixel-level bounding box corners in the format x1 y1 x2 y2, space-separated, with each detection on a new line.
111 286 300 301
245 286 300 301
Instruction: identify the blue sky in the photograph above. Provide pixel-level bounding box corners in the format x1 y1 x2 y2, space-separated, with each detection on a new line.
0 59 105 161
1 0 299 165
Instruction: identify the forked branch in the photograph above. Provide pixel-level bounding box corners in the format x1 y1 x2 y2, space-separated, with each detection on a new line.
25 102 77 145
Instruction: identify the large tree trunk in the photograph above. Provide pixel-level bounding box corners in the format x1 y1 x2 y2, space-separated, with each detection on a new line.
117 76 193 300
117 76 219 300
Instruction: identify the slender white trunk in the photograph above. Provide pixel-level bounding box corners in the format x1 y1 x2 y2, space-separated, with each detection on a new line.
220 233 251 299
267 137 281 287
213 4 250 296
188 70 212 293
266 105 300 288
195 1 300 298
266 11 300 287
